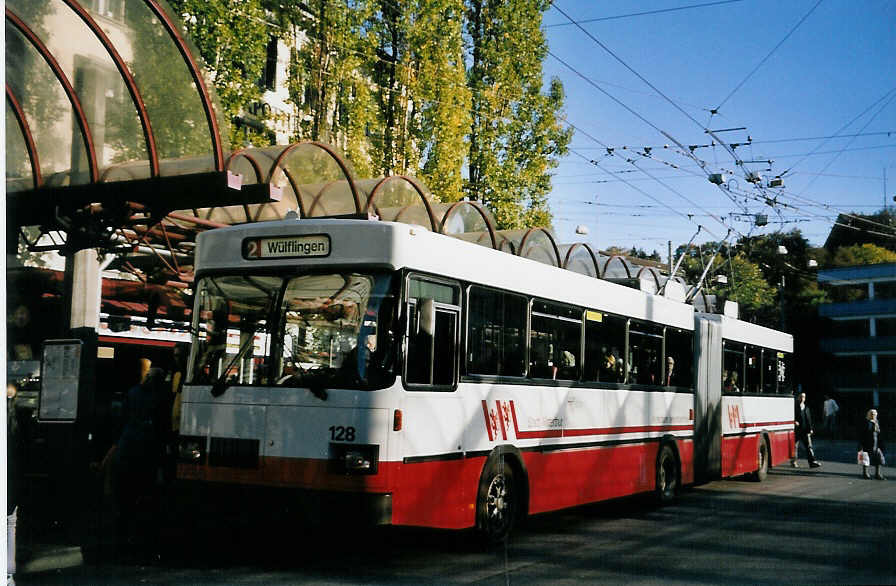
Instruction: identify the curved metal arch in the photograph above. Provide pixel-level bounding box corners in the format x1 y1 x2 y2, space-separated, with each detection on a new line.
562 242 601 277
306 180 343 217
270 141 360 211
225 149 264 183
517 227 561 267
7 7 98 183
636 266 662 291
498 238 517 255
282 169 307 218
63 0 159 178
602 255 632 278
438 200 498 249
6 85 42 189
366 175 438 231
142 0 223 171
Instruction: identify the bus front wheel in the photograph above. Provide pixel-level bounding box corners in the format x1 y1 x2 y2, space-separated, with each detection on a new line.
655 444 679 504
476 459 516 544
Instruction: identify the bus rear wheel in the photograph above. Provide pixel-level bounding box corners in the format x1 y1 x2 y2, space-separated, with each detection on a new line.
752 436 770 482
655 444 679 504
476 460 516 544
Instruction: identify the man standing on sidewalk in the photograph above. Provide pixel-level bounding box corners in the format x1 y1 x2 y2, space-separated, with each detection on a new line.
823 395 839 438
794 392 821 468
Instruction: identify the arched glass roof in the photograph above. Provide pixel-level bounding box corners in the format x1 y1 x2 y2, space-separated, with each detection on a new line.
5 0 226 193
4 1 710 310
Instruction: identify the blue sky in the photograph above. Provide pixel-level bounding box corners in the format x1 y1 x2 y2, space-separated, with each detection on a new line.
542 0 896 256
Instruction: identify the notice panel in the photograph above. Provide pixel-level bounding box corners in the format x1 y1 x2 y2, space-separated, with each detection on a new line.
243 234 331 260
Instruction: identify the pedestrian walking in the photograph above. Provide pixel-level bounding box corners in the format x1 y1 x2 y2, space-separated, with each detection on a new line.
793 392 821 468
859 408 886 480
822 395 839 438
100 360 168 557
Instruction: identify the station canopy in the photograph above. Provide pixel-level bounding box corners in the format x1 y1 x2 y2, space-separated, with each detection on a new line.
5 0 686 299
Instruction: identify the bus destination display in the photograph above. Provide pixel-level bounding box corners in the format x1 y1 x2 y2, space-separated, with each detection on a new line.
243 234 331 260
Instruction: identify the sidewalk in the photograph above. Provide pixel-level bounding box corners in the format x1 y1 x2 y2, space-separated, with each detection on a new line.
805 438 863 464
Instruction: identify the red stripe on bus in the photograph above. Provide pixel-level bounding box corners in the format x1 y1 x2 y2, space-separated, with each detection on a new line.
738 420 794 428
98 336 176 347
179 438 698 530
562 424 694 437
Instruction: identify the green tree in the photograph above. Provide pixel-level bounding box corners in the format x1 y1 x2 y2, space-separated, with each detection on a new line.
169 0 270 149
284 0 379 177
831 243 896 267
408 0 470 201
465 0 572 229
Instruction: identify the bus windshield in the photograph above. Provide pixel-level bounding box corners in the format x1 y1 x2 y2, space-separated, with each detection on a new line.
188 272 397 391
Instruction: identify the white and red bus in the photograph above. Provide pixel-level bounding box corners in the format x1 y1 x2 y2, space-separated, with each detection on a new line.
177 218 794 541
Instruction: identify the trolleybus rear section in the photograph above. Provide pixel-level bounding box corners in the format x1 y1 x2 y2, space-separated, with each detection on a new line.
176 219 794 539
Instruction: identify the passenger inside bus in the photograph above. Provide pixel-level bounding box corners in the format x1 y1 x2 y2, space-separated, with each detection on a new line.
665 356 676 386
723 370 740 393
600 347 624 383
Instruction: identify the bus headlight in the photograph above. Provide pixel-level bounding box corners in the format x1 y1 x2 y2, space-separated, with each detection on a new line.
178 435 206 464
330 443 379 475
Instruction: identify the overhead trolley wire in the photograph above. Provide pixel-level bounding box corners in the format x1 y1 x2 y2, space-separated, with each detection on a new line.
714 0 824 112
552 2 706 130
545 0 747 28
797 90 896 196
780 85 896 177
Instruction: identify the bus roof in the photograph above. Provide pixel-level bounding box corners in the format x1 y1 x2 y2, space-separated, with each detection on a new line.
197 219 699 330
697 313 793 352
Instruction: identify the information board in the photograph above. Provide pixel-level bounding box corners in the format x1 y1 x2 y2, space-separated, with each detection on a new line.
39 340 82 420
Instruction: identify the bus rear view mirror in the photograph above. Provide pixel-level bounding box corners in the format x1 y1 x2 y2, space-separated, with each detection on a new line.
418 298 436 337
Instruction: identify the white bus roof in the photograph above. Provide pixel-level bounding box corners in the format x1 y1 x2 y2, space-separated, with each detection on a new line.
196 219 698 330
697 313 793 353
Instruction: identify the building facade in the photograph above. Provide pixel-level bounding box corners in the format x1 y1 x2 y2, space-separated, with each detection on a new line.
818 263 896 420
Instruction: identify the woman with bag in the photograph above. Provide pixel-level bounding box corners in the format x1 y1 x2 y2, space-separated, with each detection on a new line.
859 409 886 480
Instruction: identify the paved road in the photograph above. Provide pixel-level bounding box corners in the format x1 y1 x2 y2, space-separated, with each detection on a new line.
17 440 896 585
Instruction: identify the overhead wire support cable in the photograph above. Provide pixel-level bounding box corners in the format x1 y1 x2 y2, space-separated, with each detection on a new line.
780 85 896 177
797 89 896 196
552 2 706 130
545 0 746 27
714 0 824 112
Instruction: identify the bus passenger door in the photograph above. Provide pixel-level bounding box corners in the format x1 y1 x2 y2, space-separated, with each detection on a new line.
398 277 469 527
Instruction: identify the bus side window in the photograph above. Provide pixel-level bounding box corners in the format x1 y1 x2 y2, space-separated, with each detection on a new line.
583 312 626 383
405 276 460 389
467 287 526 377
762 348 776 394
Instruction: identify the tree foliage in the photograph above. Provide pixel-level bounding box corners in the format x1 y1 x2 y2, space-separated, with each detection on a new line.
830 243 896 267
170 0 271 149
465 0 572 228
167 0 569 222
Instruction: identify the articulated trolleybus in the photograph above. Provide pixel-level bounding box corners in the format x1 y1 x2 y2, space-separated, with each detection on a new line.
178 218 795 541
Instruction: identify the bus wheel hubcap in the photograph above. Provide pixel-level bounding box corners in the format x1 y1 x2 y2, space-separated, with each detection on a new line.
487 475 509 525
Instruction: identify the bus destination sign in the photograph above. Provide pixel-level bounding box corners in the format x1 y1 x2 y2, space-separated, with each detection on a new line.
243 234 331 260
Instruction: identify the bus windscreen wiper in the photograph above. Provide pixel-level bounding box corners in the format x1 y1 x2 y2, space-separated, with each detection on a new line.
210 334 257 397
